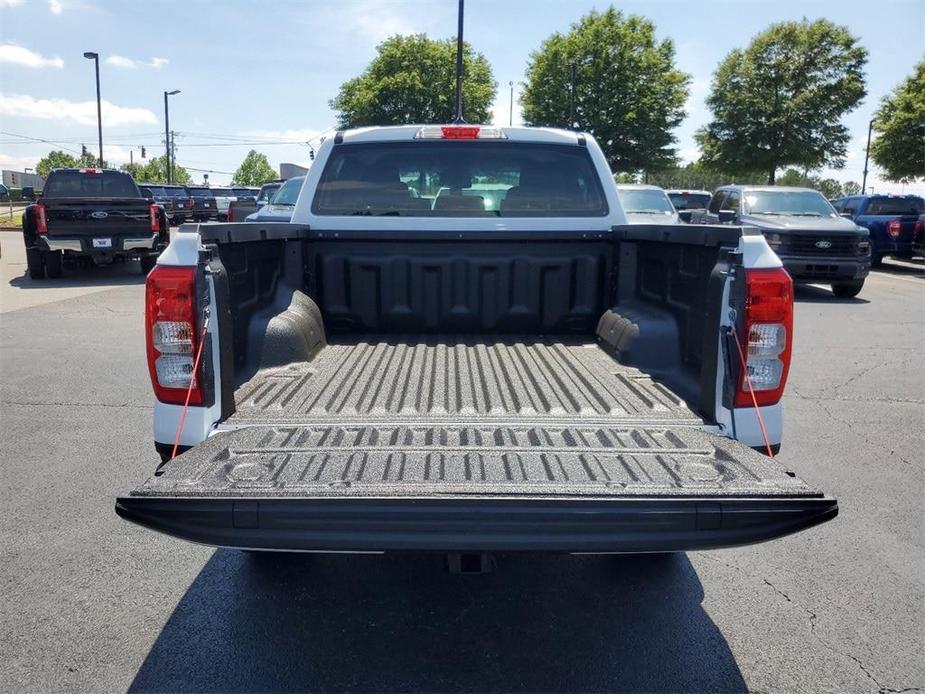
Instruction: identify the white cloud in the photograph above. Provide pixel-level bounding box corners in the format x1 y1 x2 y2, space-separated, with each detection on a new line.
0 152 39 171
0 43 64 69
105 54 169 69
48 0 62 14
0 92 158 126
0 0 24 7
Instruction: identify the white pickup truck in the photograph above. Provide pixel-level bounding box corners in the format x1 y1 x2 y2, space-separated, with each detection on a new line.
117 124 836 556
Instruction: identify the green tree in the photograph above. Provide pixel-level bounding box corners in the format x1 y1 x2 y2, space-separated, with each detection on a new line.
871 59 925 182
647 161 764 190
697 19 867 184
776 168 850 199
841 180 861 196
232 150 277 185
120 162 144 179
77 151 107 169
521 7 689 173
331 34 496 127
36 150 78 178
132 155 192 185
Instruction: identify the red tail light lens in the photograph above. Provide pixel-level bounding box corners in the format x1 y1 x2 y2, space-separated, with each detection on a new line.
187 197 194 210
149 203 159 232
441 125 481 139
914 220 924 240
735 267 793 408
887 219 902 239
35 203 48 234
145 266 203 405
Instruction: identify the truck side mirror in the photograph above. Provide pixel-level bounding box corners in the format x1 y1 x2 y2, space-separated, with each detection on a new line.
718 209 737 223
840 212 854 219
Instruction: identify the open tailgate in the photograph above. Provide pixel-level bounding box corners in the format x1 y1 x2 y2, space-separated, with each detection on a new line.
117 423 836 552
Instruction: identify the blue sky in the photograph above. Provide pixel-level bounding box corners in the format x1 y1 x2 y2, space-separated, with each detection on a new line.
1 0 922 191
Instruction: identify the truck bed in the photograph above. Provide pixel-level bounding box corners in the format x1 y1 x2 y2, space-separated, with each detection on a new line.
136 338 814 500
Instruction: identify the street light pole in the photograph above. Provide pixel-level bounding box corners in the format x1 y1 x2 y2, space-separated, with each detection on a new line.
509 81 513 126
83 52 103 166
163 90 180 184
861 119 874 195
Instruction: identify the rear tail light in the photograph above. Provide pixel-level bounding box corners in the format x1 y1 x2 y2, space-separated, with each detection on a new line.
887 219 902 239
187 197 194 209
735 267 793 408
913 219 923 241
35 203 48 234
145 266 203 405
149 203 159 232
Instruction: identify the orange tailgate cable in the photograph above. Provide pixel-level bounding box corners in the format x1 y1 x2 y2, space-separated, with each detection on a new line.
730 325 776 458
170 312 210 460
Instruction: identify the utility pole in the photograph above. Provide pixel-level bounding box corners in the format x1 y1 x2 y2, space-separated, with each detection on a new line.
163 89 180 183
861 119 873 194
130 149 133 167
83 52 103 166
569 62 577 129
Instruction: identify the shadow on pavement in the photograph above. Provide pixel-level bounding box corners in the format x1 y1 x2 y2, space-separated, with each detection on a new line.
873 258 924 278
794 284 870 304
128 551 747 693
8 261 145 290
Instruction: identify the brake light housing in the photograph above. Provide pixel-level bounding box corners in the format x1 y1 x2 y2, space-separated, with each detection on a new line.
887 219 902 239
735 267 793 408
149 203 159 232
145 265 204 405
35 203 48 234
415 125 506 140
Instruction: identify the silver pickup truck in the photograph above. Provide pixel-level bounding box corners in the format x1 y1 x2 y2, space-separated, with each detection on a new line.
116 125 836 558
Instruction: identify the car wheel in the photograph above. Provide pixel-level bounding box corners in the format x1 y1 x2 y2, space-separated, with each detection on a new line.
870 253 884 268
140 255 157 275
45 250 63 278
26 248 46 279
831 280 864 298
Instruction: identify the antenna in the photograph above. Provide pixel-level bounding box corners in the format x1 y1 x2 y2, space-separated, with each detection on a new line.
453 0 465 124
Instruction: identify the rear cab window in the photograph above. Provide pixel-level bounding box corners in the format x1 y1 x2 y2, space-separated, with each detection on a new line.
866 197 924 216
186 187 212 197
43 170 140 198
311 141 608 217
667 192 711 210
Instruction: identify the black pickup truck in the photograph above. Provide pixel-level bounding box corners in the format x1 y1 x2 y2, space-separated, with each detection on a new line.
21 168 168 279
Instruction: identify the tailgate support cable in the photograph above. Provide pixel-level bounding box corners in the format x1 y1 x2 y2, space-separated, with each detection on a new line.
729 324 775 458
170 311 210 460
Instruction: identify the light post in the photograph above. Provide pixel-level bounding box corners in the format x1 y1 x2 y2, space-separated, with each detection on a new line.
83 52 103 166
164 90 180 183
861 119 874 195
509 81 513 126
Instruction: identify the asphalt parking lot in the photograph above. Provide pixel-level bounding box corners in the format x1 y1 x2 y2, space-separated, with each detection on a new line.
0 230 922 693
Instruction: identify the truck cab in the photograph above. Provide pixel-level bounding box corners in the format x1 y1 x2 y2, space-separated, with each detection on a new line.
116 125 836 556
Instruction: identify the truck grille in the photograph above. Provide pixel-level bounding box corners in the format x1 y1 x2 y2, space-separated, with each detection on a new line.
781 235 862 256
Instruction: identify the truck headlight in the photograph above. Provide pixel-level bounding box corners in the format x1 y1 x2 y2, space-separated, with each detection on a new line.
857 239 870 254
763 233 782 250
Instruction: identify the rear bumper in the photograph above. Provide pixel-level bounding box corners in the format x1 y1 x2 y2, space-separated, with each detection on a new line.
115 495 838 553
779 255 870 282
41 233 159 254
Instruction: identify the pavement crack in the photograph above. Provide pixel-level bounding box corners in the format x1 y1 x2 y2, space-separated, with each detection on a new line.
703 556 904 693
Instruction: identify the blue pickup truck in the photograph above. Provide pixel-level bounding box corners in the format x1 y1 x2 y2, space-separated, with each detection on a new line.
831 194 924 266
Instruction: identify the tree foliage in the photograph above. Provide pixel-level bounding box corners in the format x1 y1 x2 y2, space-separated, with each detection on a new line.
775 168 858 198
331 34 496 128
697 19 867 184
125 155 192 185
521 7 689 173
647 162 765 191
871 59 925 182
36 150 78 178
232 150 277 185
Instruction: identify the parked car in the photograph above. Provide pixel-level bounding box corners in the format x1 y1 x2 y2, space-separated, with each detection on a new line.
116 124 836 559
229 181 284 221
231 186 257 201
210 187 238 221
184 186 217 221
830 194 924 266
692 186 871 298
914 215 925 258
666 189 712 223
615 184 680 224
159 184 192 224
245 176 304 222
20 168 167 278
140 185 178 223
255 181 283 208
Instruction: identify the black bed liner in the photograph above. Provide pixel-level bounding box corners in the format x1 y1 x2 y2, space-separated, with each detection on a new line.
118 338 836 552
